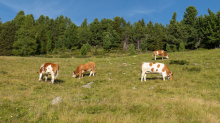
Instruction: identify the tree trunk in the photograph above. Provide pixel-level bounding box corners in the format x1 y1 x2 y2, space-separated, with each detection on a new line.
123 35 128 51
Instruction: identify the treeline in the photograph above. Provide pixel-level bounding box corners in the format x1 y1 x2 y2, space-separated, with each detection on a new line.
0 6 220 56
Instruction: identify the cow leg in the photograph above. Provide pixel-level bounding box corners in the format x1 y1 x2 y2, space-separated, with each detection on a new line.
154 55 156 60
50 72 55 84
141 72 146 81
162 73 166 81
38 73 43 82
89 71 93 76
45 75 48 82
79 72 81 79
54 70 58 79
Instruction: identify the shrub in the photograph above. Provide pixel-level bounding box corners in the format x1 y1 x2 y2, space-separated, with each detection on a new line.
86 42 92 52
179 41 185 52
173 45 177 52
166 44 171 53
80 44 87 55
141 38 148 52
103 35 111 51
129 44 136 55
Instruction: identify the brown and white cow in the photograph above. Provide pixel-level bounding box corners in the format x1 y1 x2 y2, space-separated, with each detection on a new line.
141 62 173 81
38 62 59 84
72 62 96 79
153 50 169 60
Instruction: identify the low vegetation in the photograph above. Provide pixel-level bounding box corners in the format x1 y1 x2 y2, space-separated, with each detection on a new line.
1 49 220 122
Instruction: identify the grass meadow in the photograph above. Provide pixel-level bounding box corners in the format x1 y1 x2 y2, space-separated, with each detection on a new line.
1 49 220 122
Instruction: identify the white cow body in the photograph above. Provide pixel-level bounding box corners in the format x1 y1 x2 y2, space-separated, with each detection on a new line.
141 62 173 81
38 63 59 84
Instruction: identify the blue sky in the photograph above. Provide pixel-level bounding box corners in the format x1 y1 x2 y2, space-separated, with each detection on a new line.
0 0 220 26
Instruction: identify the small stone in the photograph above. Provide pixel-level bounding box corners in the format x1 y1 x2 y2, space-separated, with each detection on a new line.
132 87 137 89
51 97 62 105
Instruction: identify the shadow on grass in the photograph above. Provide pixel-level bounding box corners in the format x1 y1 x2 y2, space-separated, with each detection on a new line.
44 78 65 84
151 57 169 60
139 77 162 81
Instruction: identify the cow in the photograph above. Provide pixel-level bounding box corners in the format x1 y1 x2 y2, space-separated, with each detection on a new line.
153 50 169 60
38 62 59 84
72 62 96 79
141 62 173 81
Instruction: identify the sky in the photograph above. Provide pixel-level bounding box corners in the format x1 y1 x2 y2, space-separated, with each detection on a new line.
0 0 220 26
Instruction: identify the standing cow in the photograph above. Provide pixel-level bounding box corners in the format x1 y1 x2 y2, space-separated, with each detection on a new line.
38 62 59 84
141 62 173 81
153 50 169 60
72 62 96 79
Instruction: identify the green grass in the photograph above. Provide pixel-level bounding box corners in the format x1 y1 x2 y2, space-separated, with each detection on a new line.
1 49 220 122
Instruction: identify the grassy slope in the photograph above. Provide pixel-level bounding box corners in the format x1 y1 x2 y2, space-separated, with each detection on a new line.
0 49 220 122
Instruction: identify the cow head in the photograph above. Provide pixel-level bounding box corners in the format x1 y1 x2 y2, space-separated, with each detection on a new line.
165 55 169 59
72 71 77 78
168 72 173 79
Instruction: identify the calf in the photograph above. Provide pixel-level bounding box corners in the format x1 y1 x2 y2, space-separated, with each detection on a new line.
153 50 169 60
73 62 96 79
141 62 173 81
38 62 59 84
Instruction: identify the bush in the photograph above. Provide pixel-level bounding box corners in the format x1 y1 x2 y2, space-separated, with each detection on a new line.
179 41 185 52
166 44 171 53
86 42 92 52
129 44 136 55
141 38 148 52
173 45 177 52
80 45 87 55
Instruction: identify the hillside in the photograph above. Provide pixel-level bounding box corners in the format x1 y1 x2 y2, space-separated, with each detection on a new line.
0 49 220 122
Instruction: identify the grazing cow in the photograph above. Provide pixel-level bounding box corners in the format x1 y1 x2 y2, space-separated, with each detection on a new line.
141 62 173 81
153 50 169 60
38 63 59 84
72 62 96 79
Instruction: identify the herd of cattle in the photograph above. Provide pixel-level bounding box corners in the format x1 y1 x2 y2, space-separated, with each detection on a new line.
37 50 173 84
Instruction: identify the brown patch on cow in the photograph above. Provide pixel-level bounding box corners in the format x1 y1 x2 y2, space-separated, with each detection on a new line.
157 64 160 68
151 68 154 71
162 64 171 76
153 63 156 64
156 69 158 71
149 63 153 66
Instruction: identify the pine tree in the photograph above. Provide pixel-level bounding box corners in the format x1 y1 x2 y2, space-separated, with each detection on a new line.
166 44 171 52
13 14 37 56
179 41 185 52
46 30 52 53
140 38 148 52
129 44 136 55
103 34 111 51
80 44 87 55
173 45 177 52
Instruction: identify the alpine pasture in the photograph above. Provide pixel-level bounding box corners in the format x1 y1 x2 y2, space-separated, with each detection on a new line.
1 49 220 122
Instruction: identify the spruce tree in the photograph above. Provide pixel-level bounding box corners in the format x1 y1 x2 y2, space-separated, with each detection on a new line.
13 14 37 56
80 44 87 55
179 41 185 52
166 44 171 52
103 34 111 51
173 45 177 52
129 44 136 55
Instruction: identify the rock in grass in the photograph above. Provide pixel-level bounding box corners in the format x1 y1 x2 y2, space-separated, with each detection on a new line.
51 97 62 105
81 82 94 88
